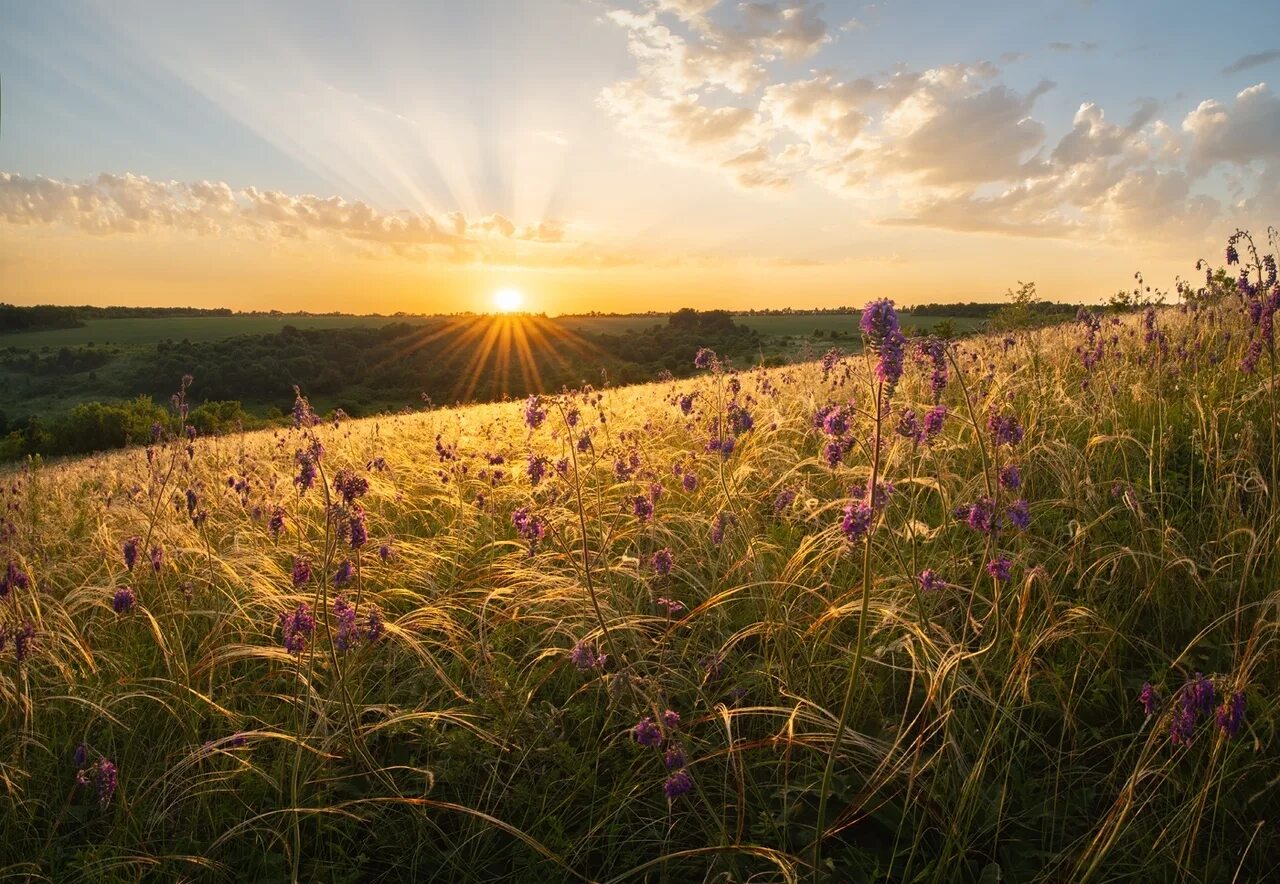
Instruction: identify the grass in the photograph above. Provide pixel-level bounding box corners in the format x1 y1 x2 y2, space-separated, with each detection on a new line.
0 261 1275 881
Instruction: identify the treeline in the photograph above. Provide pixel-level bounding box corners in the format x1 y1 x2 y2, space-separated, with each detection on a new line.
0 309 763 460
0 304 234 333
904 301 1082 319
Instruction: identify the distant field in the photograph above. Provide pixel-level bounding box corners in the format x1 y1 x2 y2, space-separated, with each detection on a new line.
0 311 985 352
0 315 442 350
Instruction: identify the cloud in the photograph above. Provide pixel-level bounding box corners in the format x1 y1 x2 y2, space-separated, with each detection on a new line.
599 2 1272 244
0 171 570 258
1222 50 1280 76
1182 82 1280 168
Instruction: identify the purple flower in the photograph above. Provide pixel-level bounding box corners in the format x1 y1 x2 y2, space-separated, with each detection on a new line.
73 743 88 767
12 621 35 663
662 709 680 730
682 472 698 492
999 465 1022 491
678 393 696 415
958 498 998 534
656 597 685 615
111 586 136 614
149 545 164 572
917 569 944 592
349 508 368 549
333 559 355 588
527 454 548 486
663 769 693 799
651 548 674 576
268 507 286 538
821 406 851 438
91 759 117 807
896 408 922 443
378 542 394 562
663 745 686 771
0 560 30 598
1216 691 1246 739
523 394 546 430
773 488 797 513
840 501 874 544
987 411 1024 447
292 555 312 587
694 348 716 369
627 494 653 524
278 603 315 655
986 557 1013 583
1006 499 1030 531
123 537 141 571
860 299 906 391
923 405 947 440
711 511 733 546
1139 682 1159 715
570 640 606 671
633 717 662 747
332 470 369 505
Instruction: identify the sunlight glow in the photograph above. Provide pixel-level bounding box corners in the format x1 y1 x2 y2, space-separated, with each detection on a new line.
493 287 524 313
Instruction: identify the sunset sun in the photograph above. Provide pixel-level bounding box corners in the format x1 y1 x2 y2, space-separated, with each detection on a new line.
493 287 524 313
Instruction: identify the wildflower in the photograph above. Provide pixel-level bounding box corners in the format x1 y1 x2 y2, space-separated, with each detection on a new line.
958 498 998 534
678 393 696 415
773 488 797 513
0 560 30 597
727 403 754 434
278 603 315 655
694 348 716 369
923 405 947 440
897 408 922 443
821 406 851 437
149 545 164 572
74 743 88 767
523 394 546 430
840 501 874 544
1006 499 1031 531
662 709 680 730
711 511 733 546
1139 682 1159 715
999 465 1022 491
987 410 1024 447
332 470 369 505
633 717 662 747
860 299 906 391
656 597 685 615
111 587 136 614
633 495 654 522
123 537 141 571
334 595 358 651
570 640 606 671
822 439 846 469
986 556 1013 583
268 507 286 538
527 454 548 486
663 770 693 799
291 555 312 587
349 508 368 549
294 451 318 492
1216 691 1246 739
78 758 117 807
378 542 394 562
663 745 686 771
651 548 674 576
13 621 34 663
917 569 944 592
682 472 698 492
365 609 385 644
333 559 355 588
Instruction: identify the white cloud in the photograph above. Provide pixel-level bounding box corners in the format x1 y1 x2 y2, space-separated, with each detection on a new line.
1183 82 1280 168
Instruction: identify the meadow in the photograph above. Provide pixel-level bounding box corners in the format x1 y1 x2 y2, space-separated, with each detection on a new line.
0 234 1277 882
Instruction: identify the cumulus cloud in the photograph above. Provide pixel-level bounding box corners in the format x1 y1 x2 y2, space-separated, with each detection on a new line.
1222 50 1280 76
1182 82 1280 168
0 172 569 258
597 1 1280 243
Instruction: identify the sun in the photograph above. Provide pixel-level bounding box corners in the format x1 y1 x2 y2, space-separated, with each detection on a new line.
493 287 524 313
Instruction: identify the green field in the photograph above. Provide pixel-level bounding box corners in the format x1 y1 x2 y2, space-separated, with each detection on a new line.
1 311 983 352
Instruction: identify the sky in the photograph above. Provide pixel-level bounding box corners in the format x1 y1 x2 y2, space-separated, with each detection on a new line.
2 0 1279 315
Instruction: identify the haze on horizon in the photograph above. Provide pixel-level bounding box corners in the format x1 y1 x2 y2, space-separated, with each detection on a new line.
2 0 1279 315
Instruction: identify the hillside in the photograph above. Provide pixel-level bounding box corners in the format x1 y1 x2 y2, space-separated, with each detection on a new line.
0 249 1277 880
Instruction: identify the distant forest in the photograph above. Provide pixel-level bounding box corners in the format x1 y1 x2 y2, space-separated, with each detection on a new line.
903 301 1083 319
0 304 234 332
0 308 765 460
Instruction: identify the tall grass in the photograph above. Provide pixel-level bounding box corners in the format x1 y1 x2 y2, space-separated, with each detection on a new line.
0 237 1277 882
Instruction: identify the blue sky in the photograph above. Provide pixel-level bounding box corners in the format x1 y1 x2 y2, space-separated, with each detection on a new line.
2 1 1279 311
